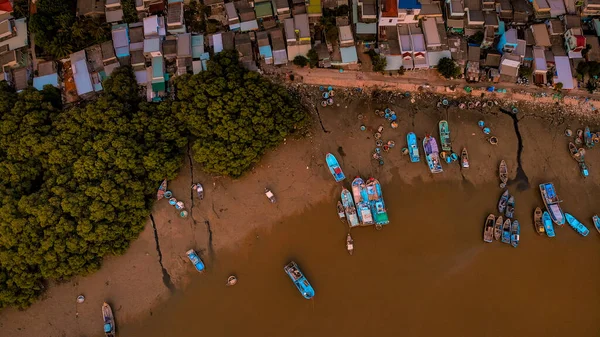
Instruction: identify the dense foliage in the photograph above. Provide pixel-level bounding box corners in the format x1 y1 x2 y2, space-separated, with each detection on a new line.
437 57 462 79
0 67 187 309
366 49 387 72
173 50 307 178
293 55 309 67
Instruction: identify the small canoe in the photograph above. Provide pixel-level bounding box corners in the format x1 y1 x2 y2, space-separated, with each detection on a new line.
584 126 594 149
407 132 420 163
102 302 116 337
579 161 589 177
502 218 511 244
341 188 360 228
326 153 345 182
593 215 600 234
575 129 583 145
510 220 520 248
439 120 452 152
499 160 508 188
494 215 503 241
483 214 495 243
505 195 515 219
568 142 583 162
346 233 354 255
186 249 205 272
284 261 315 299
542 211 555 237
461 148 469 168
534 207 544 234
565 213 590 236
498 190 509 214
337 201 347 223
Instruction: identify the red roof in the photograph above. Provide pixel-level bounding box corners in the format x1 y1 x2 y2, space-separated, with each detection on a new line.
575 35 586 48
0 0 12 13
382 0 398 17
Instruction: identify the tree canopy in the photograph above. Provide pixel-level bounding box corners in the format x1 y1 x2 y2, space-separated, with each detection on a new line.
0 67 187 309
173 50 307 178
437 57 462 79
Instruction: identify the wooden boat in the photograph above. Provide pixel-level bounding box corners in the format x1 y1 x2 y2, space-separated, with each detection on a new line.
565 213 590 236
461 148 469 168
341 188 360 228
592 215 600 234
423 135 443 174
186 249 205 272
483 214 495 243
337 201 347 223
265 188 276 203
498 190 509 214
534 207 545 234
568 142 583 162
346 233 354 255
351 177 374 225
439 120 452 152
192 183 204 200
539 183 565 226
584 126 594 149
366 178 389 226
579 161 589 177
542 211 555 237
326 153 345 182
575 129 583 145
284 261 315 299
157 179 167 200
407 132 420 163
505 195 515 219
102 302 116 337
494 215 503 241
510 220 520 248
502 218 511 244
499 160 508 188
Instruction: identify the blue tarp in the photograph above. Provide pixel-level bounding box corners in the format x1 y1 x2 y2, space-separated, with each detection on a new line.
341 46 358 64
259 45 273 58
33 73 59 90
399 0 421 9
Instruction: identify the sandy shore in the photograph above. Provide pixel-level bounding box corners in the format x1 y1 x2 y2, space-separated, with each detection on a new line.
2 89 600 337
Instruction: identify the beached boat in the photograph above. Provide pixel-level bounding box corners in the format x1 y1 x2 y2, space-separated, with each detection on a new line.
505 195 515 219
543 211 555 237
186 249 205 272
499 160 508 188
534 207 545 234
326 153 345 182
157 179 167 200
407 132 420 163
346 233 354 255
539 183 565 226
351 177 374 225
366 178 389 226
593 215 600 234
284 261 315 299
575 129 583 145
337 201 346 223
483 214 495 243
579 161 589 177
565 213 590 236
568 142 583 162
102 302 116 337
494 215 503 241
423 135 443 174
584 126 594 149
502 218 511 244
439 120 452 152
341 188 360 228
461 148 469 168
510 220 520 248
498 190 509 214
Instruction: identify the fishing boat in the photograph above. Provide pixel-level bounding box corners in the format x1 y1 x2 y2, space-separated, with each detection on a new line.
461 148 469 168
336 201 346 223
186 249 205 272
326 153 345 182
498 190 509 213
102 302 116 337
542 211 555 237
439 120 452 152
346 233 354 255
510 220 520 248
584 126 594 148
502 218 511 244
499 160 508 188
483 214 495 243
423 135 443 174
592 215 600 234
579 161 589 177
568 142 583 162
534 207 545 234
366 178 389 226
494 215 503 241
565 213 590 236
505 195 515 219
351 177 374 225
407 132 420 163
284 261 315 299
341 188 360 228
575 129 583 145
157 179 167 200
539 183 565 226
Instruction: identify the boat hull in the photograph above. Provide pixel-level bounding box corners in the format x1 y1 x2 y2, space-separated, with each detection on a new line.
510 220 520 248
407 132 420 163
593 215 600 234
483 214 495 243
423 136 443 174
505 195 515 219
539 183 565 226
439 120 451 152
341 188 360 228
498 190 509 213
366 178 389 225
326 153 345 182
502 219 511 244
542 211 555 237
352 177 374 225
186 249 205 272
284 261 315 299
494 215 503 241
565 213 590 236
102 303 116 337
534 207 545 234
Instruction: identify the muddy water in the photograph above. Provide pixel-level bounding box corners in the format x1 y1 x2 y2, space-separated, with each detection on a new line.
121 180 600 337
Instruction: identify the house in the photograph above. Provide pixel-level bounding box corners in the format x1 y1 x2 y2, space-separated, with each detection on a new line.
339 25 354 47
129 23 144 51
485 52 502 68
499 53 521 82
176 33 192 75
235 33 256 71
211 33 224 54
274 0 291 19
33 61 59 91
162 38 177 60
581 0 600 17
0 17 28 63
532 46 547 84
466 46 480 81
105 0 124 23
167 0 185 34
554 56 574 89
447 0 465 20
398 25 413 69
136 0 166 13
448 35 467 66
465 0 484 31
586 35 600 61
239 7 259 32
225 3 240 30
511 0 532 25
547 0 565 17
143 15 166 38
482 0 495 11
337 25 358 66
481 13 498 49
563 15 581 29
292 0 307 14
422 18 441 49
284 14 311 60
546 19 565 36
498 0 513 21
101 40 117 65
70 50 95 97
77 0 106 17
533 0 550 19
409 24 428 69
358 0 377 22
270 29 288 65
307 0 322 21
498 28 518 53
112 24 130 58
144 37 162 58
531 24 551 48
0 0 12 16
255 1 274 19
222 31 235 51
256 31 273 65
565 28 585 58
149 55 166 99
564 0 576 14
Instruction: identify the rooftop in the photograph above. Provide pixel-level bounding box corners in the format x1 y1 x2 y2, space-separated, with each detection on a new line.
399 0 421 9
381 0 398 17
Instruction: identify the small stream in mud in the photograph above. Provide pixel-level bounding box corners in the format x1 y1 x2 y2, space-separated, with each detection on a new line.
500 108 530 191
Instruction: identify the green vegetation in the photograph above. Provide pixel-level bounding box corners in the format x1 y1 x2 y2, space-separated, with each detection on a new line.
366 50 387 72
518 66 532 78
293 55 309 67
321 6 348 44
437 57 462 79
121 0 139 24
307 49 319 68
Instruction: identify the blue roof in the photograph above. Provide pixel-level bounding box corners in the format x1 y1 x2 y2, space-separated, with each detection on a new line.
340 46 358 64
399 0 421 9
192 35 204 59
33 73 59 90
259 45 273 58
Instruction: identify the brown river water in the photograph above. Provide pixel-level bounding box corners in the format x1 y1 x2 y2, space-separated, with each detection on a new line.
120 178 600 337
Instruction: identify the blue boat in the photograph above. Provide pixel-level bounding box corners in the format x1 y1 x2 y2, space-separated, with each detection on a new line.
341 188 360 228
407 132 420 163
351 177 374 225
423 135 443 174
579 161 589 177
284 261 315 299
498 190 509 214
539 183 565 226
542 211 555 237
593 215 600 235
505 195 515 219
438 120 452 152
366 178 389 226
565 213 590 236
186 249 205 272
326 153 345 182
510 220 520 248
584 126 594 149
501 218 511 244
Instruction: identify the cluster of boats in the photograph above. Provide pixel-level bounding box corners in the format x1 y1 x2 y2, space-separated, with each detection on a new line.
539 182 592 237
483 214 520 247
338 177 390 229
407 121 470 173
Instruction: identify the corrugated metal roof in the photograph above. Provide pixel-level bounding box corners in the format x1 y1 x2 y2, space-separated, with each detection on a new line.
340 46 358 63
212 34 223 53
554 56 573 89
356 23 376 35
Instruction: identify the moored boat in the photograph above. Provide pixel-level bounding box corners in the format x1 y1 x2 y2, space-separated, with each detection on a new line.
157 179 167 200
579 161 589 178
568 142 583 162
284 261 315 299
498 190 509 214
102 302 116 337
326 153 345 182
439 120 452 152
407 132 420 163
502 218 511 244
186 249 205 272
505 195 515 219
341 188 360 228
461 148 469 168
542 211 555 237
346 233 354 255
534 207 545 234
584 126 594 149
423 135 443 174
592 215 600 234
337 201 346 223
499 160 508 188
483 214 495 243
366 178 389 226
351 177 374 225
565 213 590 236
539 183 565 226
494 215 503 241
575 129 583 145
510 220 520 248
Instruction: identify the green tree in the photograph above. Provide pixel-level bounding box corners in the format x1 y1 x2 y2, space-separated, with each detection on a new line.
518 66 533 78
588 61 600 78
293 55 309 67
577 61 590 81
307 49 319 68
437 57 462 79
